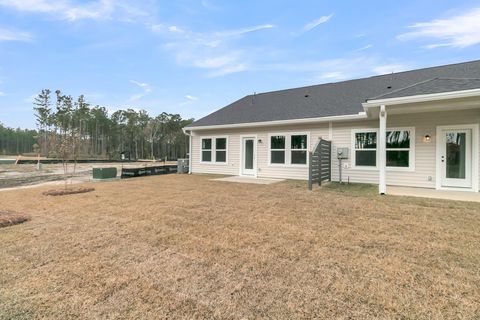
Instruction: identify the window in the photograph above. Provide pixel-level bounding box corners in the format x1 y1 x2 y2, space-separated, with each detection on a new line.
291 134 307 164
354 131 377 167
201 138 212 162
201 137 228 163
270 135 286 164
352 128 414 170
269 133 309 166
386 130 410 167
215 138 227 163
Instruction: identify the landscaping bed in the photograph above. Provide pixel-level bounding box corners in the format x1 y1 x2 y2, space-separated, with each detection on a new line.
0 211 30 228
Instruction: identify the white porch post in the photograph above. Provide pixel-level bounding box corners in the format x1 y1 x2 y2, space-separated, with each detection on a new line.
379 105 387 194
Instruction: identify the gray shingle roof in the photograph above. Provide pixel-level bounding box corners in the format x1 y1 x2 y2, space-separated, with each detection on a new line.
187 60 480 128
369 78 480 100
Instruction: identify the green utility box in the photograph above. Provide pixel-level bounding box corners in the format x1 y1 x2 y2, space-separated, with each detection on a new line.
93 167 117 180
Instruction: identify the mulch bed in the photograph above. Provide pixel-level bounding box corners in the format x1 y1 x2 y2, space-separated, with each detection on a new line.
42 187 95 196
0 211 30 228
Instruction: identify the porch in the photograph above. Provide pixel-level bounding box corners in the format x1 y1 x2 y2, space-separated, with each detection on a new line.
388 186 480 203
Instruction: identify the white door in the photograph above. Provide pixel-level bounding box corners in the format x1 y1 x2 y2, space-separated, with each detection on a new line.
440 129 472 188
241 137 256 176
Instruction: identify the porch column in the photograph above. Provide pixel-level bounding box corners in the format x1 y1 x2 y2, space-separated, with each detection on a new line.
379 105 387 194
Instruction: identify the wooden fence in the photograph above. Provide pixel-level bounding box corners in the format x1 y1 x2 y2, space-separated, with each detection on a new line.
308 139 331 190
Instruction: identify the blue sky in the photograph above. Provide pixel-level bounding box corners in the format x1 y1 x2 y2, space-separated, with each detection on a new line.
0 0 479 129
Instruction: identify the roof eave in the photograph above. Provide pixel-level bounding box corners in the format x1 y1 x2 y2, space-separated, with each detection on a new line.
362 88 480 109
185 113 368 131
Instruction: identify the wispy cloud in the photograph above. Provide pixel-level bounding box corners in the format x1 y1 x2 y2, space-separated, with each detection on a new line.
129 80 151 101
180 94 199 106
0 0 149 22
372 64 410 75
0 91 5 97
353 44 373 52
261 57 411 82
201 0 220 11
302 14 333 32
152 23 275 77
398 8 480 48
0 28 33 42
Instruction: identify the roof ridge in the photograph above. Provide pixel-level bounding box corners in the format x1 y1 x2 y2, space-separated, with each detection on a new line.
434 77 480 80
248 59 480 97
367 78 439 100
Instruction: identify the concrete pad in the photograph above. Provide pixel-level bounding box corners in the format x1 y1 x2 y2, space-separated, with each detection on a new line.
212 176 284 185
388 186 480 203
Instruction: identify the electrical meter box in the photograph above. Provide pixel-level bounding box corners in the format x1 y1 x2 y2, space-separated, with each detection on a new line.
337 147 349 159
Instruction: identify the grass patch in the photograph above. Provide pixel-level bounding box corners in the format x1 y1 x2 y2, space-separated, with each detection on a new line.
0 174 479 319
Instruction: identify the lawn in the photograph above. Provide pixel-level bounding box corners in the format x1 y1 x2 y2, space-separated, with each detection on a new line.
0 175 479 319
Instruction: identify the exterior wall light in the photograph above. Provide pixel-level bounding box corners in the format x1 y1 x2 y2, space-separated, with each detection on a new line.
424 135 431 143
258 139 262 143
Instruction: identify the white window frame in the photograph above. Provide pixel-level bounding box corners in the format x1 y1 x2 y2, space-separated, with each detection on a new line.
200 136 229 165
386 127 416 172
269 134 287 165
268 132 310 167
351 127 415 171
201 137 213 163
351 128 378 170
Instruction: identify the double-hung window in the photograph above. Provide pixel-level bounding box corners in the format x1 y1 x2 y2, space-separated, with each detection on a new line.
270 135 286 164
215 138 227 163
354 131 377 167
386 130 411 168
201 138 212 162
269 133 309 165
291 134 308 164
201 137 228 163
352 128 414 170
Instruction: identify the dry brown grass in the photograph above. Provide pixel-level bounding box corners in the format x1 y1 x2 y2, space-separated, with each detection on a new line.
0 211 30 228
42 187 95 196
0 175 479 319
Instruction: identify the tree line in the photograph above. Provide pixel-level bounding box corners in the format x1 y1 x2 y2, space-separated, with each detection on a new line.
30 89 193 160
0 123 37 155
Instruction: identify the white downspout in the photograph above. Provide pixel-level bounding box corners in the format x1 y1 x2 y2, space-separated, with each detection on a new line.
379 105 387 194
183 128 193 174
188 131 193 174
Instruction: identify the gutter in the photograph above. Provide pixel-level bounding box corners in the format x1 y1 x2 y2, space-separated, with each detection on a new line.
362 88 480 109
183 129 193 174
185 112 368 131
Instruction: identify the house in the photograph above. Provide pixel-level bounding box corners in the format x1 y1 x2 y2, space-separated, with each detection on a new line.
183 60 480 194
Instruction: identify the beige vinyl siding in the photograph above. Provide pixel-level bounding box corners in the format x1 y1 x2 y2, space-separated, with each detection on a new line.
331 109 480 188
192 123 330 180
191 108 480 188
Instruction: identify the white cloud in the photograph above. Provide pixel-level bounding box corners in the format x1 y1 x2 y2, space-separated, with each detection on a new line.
0 91 5 97
129 80 151 101
185 95 198 101
261 57 411 82
0 28 33 42
215 24 275 37
0 0 148 22
153 23 274 77
372 64 410 75
302 14 333 32
201 0 220 10
353 44 373 52
398 8 480 48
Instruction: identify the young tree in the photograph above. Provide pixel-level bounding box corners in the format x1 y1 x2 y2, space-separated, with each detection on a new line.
33 89 52 155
